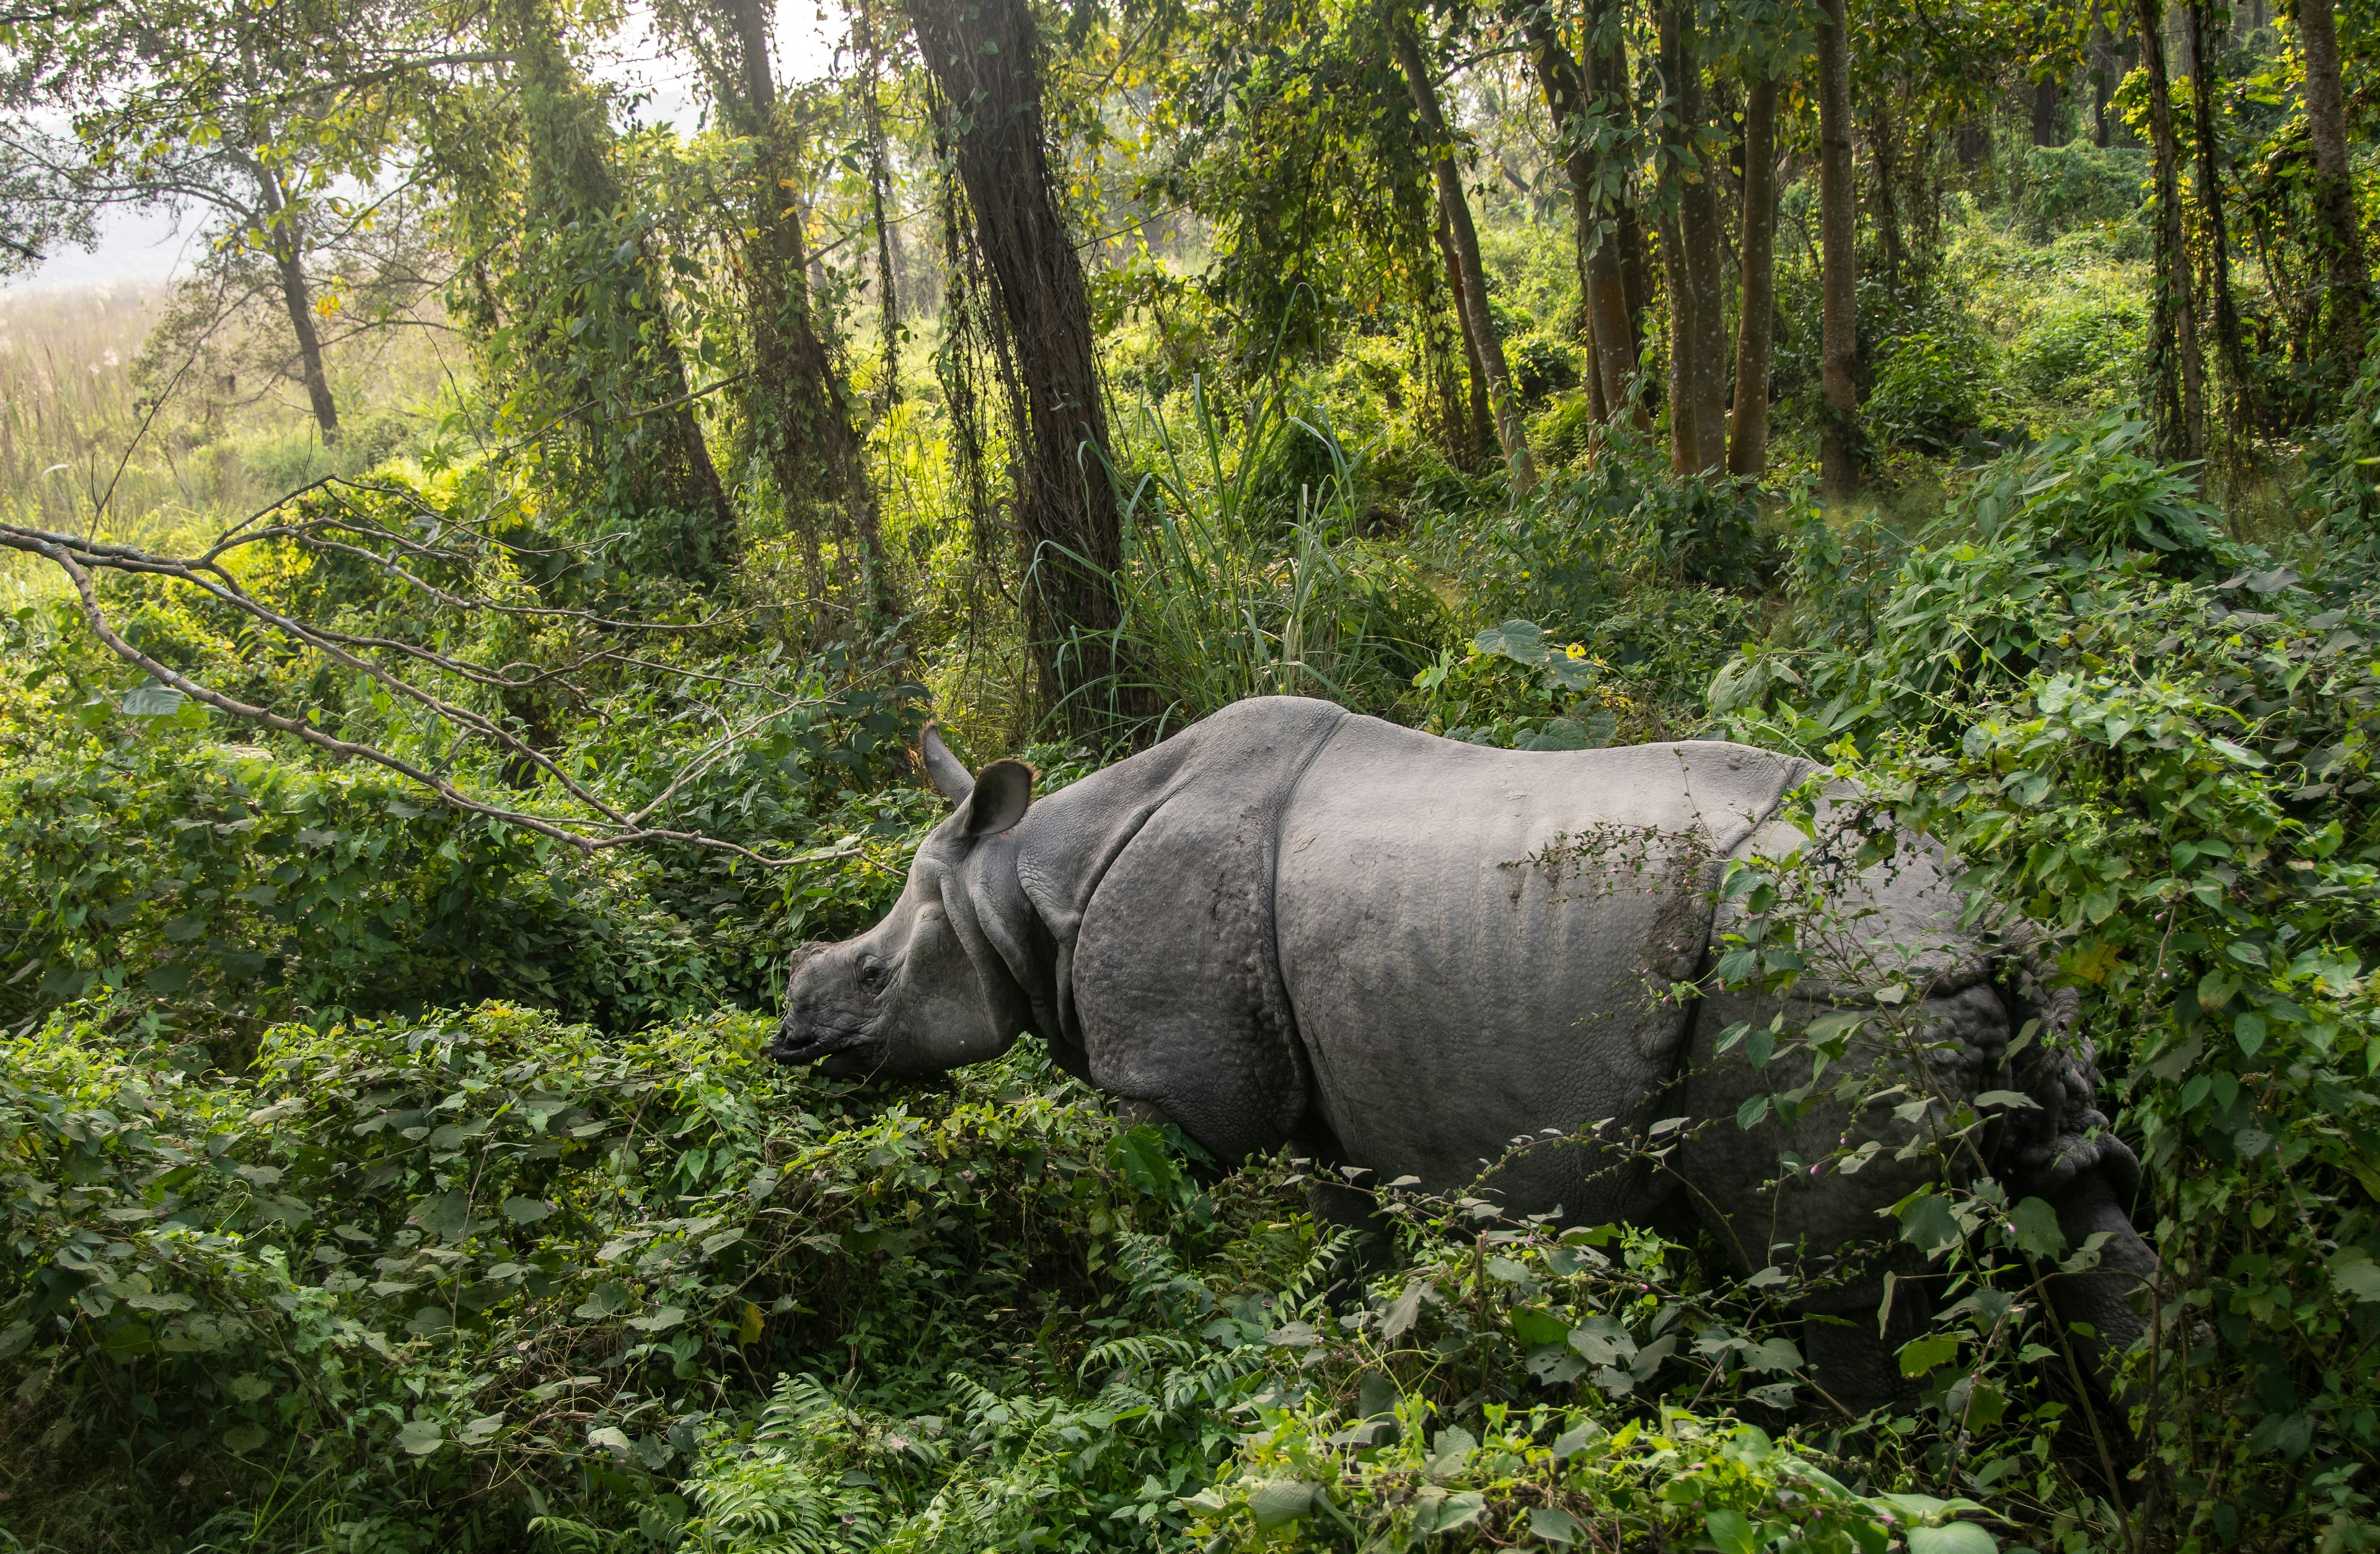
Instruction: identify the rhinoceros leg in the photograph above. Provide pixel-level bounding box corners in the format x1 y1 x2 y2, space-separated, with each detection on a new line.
2045 1169 2156 1408
1676 980 2019 1419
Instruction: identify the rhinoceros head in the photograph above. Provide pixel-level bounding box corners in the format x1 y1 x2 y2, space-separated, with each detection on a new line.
770 726 1034 1078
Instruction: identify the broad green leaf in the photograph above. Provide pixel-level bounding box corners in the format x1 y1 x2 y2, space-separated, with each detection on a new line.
1896 1193 1963 1258
1704 1508 1756 1554
1529 1505 1582 1545
396 1419 443 1456
2010 1197 2067 1257
1246 1480 1315 1530
1906 1525 1998 1554
1897 1333 1960 1376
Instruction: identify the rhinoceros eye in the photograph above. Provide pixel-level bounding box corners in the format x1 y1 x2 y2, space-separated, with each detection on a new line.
858 961 892 996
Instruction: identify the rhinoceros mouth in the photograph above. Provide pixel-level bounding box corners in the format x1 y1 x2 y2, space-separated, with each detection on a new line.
768 1021 873 1068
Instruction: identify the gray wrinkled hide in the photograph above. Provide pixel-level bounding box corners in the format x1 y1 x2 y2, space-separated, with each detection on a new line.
775 696 2148 1413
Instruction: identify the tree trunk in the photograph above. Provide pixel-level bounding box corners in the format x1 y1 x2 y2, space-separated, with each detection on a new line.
2033 76 2063 146
251 165 340 443
1655 2 1727 474
1816 0 1860 497
2296 0 2369 362
1394 16 1536 490
2188 0 2253 428
1729 75 1779 476
503 0 734 581
907 0 1139 725
1517 7 1642 429
1436 207 1499 469
712 0 894 617
2134 0 2207 459
855 0 903 418
1866 91 1906 291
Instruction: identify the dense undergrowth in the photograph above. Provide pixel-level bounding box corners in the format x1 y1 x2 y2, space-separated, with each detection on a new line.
7 105 2380 1554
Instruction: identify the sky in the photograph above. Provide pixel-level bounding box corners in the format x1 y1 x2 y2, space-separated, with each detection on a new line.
2 1 847 295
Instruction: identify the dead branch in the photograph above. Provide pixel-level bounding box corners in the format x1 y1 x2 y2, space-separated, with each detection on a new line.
0 520 871 870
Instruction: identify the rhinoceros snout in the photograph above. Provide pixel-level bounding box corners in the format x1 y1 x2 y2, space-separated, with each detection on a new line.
768 1017 869 1068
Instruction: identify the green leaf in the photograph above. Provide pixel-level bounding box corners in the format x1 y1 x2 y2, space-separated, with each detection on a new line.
574 1281 630 1319
1704 1508 1756 1554
626 1305 687 1333
1382 1278 1432 1341
1246 1480 1316 1531
1530 1505 1582 1545
1433 1491 1486 1533
1896 1193 1963 1258
502 1196 553 1224
120 680 186 717
2011 1197 2067 1257
1907 1525 1998 1554
1473 620 1549 665
223 1423 269 1454
413 1189 470 1242
2332 1257 2380 1303
1736 1094 1771 1130
1898 1334 1960 1376
396 1419 443 1456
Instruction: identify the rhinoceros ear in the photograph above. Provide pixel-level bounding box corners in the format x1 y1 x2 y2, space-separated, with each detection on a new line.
920 724 974 802
955 758 1034 838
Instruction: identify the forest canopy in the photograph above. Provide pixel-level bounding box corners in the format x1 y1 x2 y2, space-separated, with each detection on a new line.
3 0 2380 1548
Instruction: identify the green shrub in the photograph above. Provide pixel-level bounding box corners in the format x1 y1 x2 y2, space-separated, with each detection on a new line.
2011 143 2149 240
1708 419 2380 1553
2010 294 2147 407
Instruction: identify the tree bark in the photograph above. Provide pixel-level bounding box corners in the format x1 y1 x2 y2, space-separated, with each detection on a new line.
2295 0 2369 360
711 0 893 616
2135 0 2207 459
1435 206 1499 469
2188 0 2253 427
855 0 903 417
1517 6 1642 429
1395 15 1536 491
1655 2 1727 473
503 0 734 581
2032 76 2063 146
907 0 1139 725
1816 0 1860 497
1729 74 1779 476
251 165 340 443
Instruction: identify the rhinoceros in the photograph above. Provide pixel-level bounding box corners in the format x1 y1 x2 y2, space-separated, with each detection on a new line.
772 695 2150 1411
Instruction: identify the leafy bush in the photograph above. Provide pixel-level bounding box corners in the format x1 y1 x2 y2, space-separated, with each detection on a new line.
1864 327 2002 456
2009 296 2147 408
0 1001 1273 1550
1708 418 2380 1552
2011 144 2149 241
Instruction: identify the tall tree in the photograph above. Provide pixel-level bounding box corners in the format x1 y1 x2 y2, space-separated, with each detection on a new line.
1514 0 1642 430
5 0 423 443
907 0 1139 724
656 0 894 617
1815 0 1860 496
2187 0 2252 428
1654 0 1728 474
1729 72 1779 475
2293 0 2369 363
1393 11 1536 490
2134 0 2207 459
483 0 735 579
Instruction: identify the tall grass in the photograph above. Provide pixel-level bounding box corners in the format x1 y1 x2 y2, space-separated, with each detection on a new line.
1093 374 1425 731
0 283 455 601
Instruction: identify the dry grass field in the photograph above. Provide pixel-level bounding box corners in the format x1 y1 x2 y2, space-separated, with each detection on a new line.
0 281 456 599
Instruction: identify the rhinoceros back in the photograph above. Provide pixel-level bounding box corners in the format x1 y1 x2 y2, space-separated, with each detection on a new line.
1274 715 1813 1220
